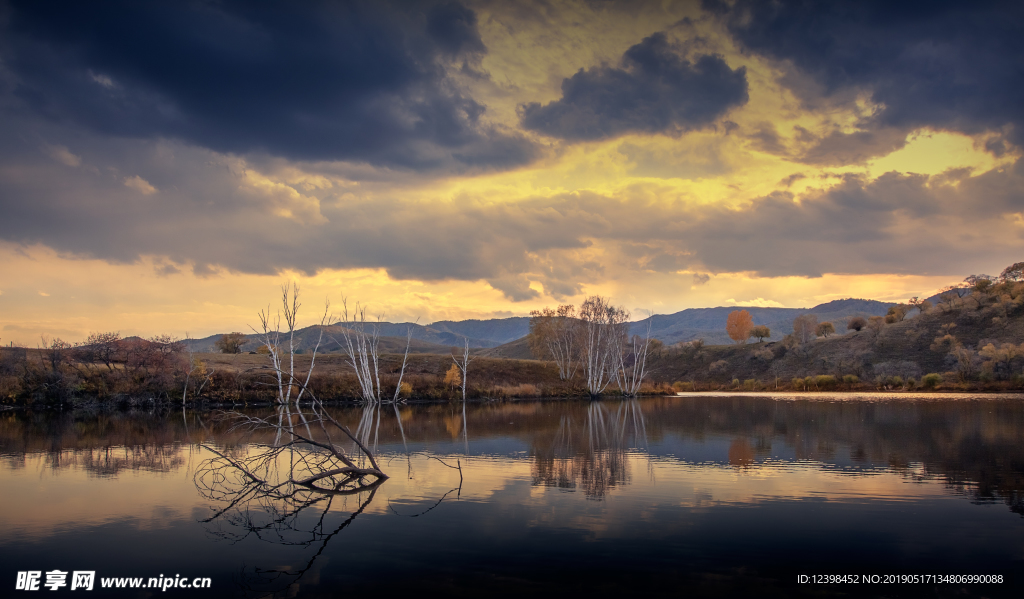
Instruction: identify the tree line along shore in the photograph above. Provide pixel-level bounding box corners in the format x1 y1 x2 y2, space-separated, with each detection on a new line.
2 264 1023 407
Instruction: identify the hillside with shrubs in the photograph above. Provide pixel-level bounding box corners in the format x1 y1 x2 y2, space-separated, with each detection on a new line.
651 266 1024 392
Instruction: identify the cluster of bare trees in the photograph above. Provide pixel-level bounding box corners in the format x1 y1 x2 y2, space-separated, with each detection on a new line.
529 295 654 399
331 298 413 405
250 284 415 407
252 283 330 406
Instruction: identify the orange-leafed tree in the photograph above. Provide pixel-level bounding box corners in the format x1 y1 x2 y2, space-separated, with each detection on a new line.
725 310 753 344
443 363 461 391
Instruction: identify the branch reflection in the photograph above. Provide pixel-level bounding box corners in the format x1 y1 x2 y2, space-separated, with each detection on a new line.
194 403 386 595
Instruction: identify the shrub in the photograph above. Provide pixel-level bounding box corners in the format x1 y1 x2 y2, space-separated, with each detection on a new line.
791 377 804 390
749 325 771 342
921 373 942 389
398 382 413 398
215 332 247 354
842 374 859 385
743 379 758 390
815 374 837 390
731 378 740 388
491 384 540 398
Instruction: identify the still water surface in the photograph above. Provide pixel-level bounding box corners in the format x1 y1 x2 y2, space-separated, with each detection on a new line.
2 394 1024 598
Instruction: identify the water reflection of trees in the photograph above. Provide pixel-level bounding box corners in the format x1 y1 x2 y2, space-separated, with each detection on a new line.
3 397 1024 515
0 409 215 476
638 396 1024 516
532 400 648 499
194 402 385 595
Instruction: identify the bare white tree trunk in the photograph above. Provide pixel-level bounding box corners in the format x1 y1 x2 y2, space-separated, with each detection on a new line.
549 313 579 381
252 283 330 405
451 338 473 402
580 296 628 399
615 315 653 398
333 299 413 405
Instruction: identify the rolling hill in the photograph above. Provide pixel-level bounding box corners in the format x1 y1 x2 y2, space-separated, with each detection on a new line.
188 299 894 357
631 298 895 345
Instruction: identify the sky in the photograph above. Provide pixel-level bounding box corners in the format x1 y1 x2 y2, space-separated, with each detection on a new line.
1 0 1022 344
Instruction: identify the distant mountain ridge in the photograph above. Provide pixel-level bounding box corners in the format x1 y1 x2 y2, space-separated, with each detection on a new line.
187 299 893 354
630 298 894 345
363 317 531 348
184 318 531 353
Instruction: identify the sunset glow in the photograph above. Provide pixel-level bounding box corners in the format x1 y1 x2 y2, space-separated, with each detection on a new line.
1 0 1021 342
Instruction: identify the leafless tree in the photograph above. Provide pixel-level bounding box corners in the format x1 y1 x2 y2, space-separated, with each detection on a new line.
614 315 653 398
769 360 785 390
579 296 629 399
253 283 329 405
332 298 413 405
528 305 579 380
792 314 818 344
38 335 76 402
181 332 214 405
83 331 122 371
999 261 1024 283
39 335 72 372
451 338 473 402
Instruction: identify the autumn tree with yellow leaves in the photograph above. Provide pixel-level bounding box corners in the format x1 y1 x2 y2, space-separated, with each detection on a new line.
725 310 753 344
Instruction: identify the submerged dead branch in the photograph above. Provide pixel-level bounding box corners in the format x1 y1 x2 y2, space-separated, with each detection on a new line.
195 400 388 592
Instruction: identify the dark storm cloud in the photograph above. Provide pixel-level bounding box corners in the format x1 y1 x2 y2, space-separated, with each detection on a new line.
717 0 1024 147
3 114 1022 300
519 32 748 141
427 1 488 56
0 0 534 170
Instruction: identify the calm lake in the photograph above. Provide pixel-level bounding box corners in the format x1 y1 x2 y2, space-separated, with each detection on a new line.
2 394 1024 598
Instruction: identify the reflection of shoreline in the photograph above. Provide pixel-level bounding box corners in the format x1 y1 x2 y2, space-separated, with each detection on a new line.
675 391 1024 400
2 396 1024 514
